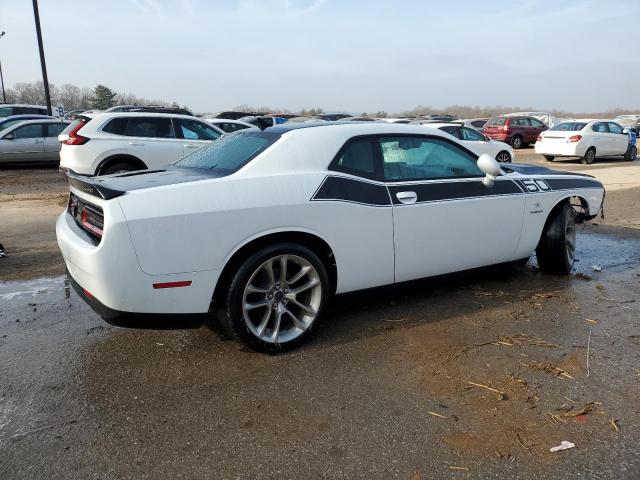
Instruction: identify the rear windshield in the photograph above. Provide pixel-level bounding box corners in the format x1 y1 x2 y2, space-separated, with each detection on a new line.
549 122 587 131
486 117 507 126
175 131 280 173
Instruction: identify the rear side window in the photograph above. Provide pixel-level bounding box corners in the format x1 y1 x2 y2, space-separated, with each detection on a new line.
592 123 608 133
175 118 221 140
103 117 128 135
380 136 482 181
46 123 68 137
486 117 506 126
513 118 531 126
330 138 379 179
550 122 586 131
126 117 174 138
530 118 545 128
175 131 279 173
219 122 249 133
471 120 486 128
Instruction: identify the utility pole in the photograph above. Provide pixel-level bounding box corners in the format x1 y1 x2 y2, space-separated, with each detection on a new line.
32 0 51 115
0 31 6 103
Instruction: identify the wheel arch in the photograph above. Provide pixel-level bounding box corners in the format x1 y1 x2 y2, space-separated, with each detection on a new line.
95 154 147 175
212 229 338 305
546 193 592 227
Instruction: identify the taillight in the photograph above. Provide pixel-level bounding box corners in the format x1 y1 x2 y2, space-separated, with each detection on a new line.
567 135 582 143
63 120 90 145
537 134 543 142
80 206 104 239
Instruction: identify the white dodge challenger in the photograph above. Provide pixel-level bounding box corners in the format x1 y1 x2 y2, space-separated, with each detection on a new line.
57 123 605 352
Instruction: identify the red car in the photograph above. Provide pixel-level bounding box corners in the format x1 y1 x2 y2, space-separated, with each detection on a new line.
483 115 547 149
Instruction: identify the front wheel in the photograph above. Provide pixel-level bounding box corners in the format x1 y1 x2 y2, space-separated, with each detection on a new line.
216 243 329 352
625 145 637 161
536 203 576 275
496 151 512 163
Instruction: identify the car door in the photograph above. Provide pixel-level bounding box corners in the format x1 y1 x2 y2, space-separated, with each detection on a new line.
124 117 183 168
381 135 525 282
0 123 45 163
607 122 628 156
174 118 222 156
591 122 609 155
44 122 68 162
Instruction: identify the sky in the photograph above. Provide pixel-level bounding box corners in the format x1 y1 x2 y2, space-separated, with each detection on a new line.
1 0 639 114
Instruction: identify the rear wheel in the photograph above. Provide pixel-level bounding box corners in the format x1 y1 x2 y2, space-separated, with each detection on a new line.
511 135 523 149
536 203 576 275
544 155 555 161
624 145 637 161
496 151 512 163
216 243 329 353
100 162 138 175
581 148 596 164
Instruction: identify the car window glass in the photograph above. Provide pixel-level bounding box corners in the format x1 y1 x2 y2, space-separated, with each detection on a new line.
46 123 67 137
103 118 128 135
530 118 545 128
176 131 279 173
592 123 607 133
12 123 43 139
608 122 623 134
0 107 12 117
176 119 221 140
471 120 486 128
550 122 586 131
0 119 26 132
439 126 461 138
460 127 485 141
380 136 482 181
126 117 174 138
486 117 506 126
331 138 378 178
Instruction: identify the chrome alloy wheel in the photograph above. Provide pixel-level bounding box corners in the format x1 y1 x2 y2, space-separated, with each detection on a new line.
241 254 322 344
565 208 576 266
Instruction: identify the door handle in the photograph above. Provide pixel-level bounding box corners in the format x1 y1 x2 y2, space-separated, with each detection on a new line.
34 139 44 144
128 142 145 146
184 144 200 149
396 191 417 204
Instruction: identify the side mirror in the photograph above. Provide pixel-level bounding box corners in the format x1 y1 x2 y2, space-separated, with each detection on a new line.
3 132 14 140
477 153 503 187
622 129 628 134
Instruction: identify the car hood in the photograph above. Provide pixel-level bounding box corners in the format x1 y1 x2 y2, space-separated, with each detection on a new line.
502 163 594 178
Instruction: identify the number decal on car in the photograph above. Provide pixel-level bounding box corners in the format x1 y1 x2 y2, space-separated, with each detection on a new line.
519 179 551 193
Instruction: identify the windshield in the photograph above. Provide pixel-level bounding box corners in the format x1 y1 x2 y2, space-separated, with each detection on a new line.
616 117 638 125
549 122 587 131
175 131 280 173
0 119 25 132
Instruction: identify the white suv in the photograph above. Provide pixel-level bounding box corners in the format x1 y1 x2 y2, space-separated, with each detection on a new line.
59 113 224 175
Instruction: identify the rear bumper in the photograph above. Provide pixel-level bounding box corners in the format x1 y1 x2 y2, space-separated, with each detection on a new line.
56 209 220 315
67 269 205 329
534 142 584 157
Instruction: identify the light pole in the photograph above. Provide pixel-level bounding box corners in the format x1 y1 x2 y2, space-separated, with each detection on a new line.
32 0 51 115
0 31 6 103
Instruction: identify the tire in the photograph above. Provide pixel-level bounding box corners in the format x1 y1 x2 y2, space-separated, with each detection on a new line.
624 145 637 161
581 148 595 165
544 155 555 161
511 135 523 149
496 151 512 163
216 243 329 353
100 162 137 176
536 202 576 275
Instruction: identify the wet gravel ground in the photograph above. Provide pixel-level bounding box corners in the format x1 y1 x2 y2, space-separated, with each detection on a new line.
1 224 639 479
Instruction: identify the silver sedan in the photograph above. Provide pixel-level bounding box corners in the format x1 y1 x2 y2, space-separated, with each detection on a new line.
0 119 69 165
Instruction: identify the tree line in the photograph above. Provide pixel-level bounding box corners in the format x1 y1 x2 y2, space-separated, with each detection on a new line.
3 81 179 111
4 81 637 118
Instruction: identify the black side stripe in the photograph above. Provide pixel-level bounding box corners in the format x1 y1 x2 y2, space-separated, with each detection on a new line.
388 179 522 205
544 178 603 191
311 176 391 206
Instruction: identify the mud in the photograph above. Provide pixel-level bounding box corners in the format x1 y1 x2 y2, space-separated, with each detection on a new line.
1 225 639 479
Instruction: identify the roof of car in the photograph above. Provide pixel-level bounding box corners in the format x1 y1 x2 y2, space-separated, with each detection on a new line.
265 121 449 137
91 112 201 120
0 114 51 123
